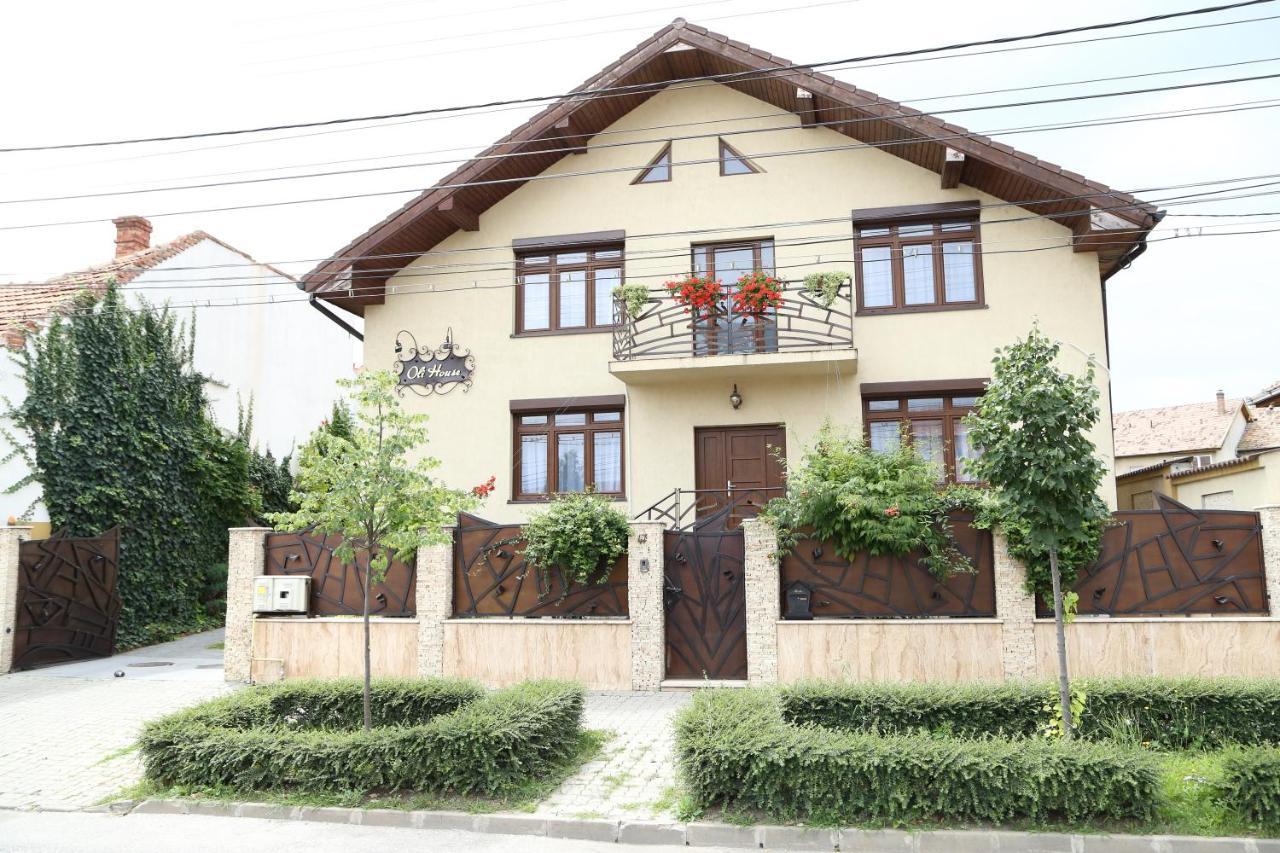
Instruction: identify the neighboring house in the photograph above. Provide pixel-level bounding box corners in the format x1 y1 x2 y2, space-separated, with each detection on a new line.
1 216 363 532
300 19 1161 522
1253 379 1280 409
1114 391 1280 510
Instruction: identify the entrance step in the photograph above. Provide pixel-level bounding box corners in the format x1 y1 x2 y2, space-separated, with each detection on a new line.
660 679 749 691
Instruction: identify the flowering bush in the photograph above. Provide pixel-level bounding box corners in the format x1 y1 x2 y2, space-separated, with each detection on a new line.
471 475 496 498
763 423 980 581
732 271 784 315
665 275 723 315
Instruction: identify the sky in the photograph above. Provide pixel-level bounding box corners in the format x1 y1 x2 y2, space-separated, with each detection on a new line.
0 0 1276 412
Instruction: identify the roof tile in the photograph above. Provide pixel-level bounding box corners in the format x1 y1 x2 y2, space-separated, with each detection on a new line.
1114 400 1245 457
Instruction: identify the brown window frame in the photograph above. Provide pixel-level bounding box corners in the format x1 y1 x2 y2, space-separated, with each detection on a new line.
512 401 626 502
689 238 777 355
718 138 762 176
853 208 984 316
514 243 625 336
862 390 982 484
631 141 672 185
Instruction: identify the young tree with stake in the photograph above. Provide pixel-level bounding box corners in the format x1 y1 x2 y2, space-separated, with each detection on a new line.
270 370 478 731
965 327 1109 738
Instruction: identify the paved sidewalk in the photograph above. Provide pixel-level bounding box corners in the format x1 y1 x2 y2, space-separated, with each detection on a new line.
537 691 691 821
0 630 232 810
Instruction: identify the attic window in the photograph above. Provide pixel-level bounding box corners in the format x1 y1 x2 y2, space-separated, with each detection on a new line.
633 142 671 184
719 139 760 176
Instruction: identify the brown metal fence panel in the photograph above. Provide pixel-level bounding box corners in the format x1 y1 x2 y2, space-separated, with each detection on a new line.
263 530 416 617
13 528 120 670
1043 495 1267 617
779 513 996 618
452 512 628 618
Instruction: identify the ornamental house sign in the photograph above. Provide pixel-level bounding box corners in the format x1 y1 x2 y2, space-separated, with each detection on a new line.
394 328 475 396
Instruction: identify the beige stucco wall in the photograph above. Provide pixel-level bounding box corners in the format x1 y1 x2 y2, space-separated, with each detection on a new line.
776 620 1006 683
366 81 1116 520
442 619 632 689
1171 454 1280 510
1115 470 1173 510
1034 618 1280 678
250 617 418 682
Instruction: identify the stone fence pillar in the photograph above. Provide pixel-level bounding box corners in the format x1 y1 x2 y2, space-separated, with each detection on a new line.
628 522 665 691
0 526 33 674
416 527 455 678
224 527 270 683
1258 506 1280 616
993 529 1037 680
741 518 779 686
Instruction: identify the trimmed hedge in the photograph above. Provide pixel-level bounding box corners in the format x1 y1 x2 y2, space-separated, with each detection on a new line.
140 678 584 795
781 676 1280 749
676 689 1160 823
1221 748 1280 827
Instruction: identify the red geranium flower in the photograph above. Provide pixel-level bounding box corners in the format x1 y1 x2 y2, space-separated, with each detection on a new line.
731 272 784 315
472 475 497 498
665 275 723 316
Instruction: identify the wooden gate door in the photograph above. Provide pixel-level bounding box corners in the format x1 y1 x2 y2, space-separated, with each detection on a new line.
662 520 748 680
693 424 785 527
12 528 120 670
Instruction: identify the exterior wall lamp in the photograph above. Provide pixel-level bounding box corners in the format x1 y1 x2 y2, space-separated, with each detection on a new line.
729 384 743 409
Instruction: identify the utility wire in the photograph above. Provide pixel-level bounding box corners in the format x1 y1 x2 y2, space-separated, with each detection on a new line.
1 95 1272 233
5 69 1279 207
0 0 1269 153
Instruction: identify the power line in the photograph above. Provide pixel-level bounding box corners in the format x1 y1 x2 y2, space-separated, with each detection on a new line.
1 0 1269 153
14 9 1277 177
4 168 1273 281
7 224 1279 329
6 69 1279 207
1 95 1271 233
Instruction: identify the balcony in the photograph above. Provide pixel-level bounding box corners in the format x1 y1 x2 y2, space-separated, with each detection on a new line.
608 278 858 383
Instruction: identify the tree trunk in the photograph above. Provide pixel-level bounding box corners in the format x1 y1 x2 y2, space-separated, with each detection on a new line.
1049 545 1074 739
362 551 373 733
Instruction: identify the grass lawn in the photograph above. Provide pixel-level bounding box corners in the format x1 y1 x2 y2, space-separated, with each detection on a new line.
110 729 608 815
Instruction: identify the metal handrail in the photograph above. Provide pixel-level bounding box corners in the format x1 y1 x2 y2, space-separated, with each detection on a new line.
612 277 854 362
633 486 785 530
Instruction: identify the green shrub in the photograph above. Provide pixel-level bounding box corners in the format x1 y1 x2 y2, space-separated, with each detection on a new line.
676 689 1159 823
1220 748 1280 827
140 678 583 795
521 492 629 586
780 677 1280 750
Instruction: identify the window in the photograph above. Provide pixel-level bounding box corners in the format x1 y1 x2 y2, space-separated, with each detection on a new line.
719 139 761 176
1194 454 1213 468
513 405 624 500
854 215 983 313
1130 490 1155 510
516 246 623 334
863 392 982 483
691 238 778 355
633 142 672 184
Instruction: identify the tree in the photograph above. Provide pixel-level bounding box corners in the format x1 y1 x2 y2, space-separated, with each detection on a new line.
7 284 256 647
269 370 476 731
964 326 1109 738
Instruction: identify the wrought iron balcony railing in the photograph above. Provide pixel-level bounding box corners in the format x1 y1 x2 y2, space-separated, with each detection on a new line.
611 278 854 362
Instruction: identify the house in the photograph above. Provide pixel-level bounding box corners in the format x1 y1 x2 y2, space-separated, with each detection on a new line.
1114 391 1280 510
301 18 1161 524
1 217 363 533
1253 379 1280 409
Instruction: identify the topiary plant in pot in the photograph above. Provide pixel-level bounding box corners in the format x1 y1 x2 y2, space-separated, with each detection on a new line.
522 491 630 590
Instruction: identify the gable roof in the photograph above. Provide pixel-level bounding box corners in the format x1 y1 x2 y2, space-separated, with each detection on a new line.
1240 406 1280 453
0 231 296 344
1113 399 1247 458
303 18 1161 314
1252 379 1280 407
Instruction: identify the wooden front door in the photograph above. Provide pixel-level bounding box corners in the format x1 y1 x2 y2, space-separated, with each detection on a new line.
694 424 786 526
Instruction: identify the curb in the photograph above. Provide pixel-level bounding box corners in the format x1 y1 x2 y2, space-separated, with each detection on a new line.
110 799 1280 851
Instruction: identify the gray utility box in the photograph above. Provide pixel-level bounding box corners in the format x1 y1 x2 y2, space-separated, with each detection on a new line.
252 575 310 615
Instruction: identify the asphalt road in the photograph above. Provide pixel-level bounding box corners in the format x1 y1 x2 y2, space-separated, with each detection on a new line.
0 811 716 853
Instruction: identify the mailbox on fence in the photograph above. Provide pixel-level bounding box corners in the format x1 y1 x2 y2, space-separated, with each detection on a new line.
784 581 814 620
253 575 310 615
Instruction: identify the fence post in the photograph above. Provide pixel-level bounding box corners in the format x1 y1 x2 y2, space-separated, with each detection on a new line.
742 518 779 686
1258 505 1280 616
628 521 665 691
993 529 1038 680
224 527 270 683
0 526 33 674
416 526 454 678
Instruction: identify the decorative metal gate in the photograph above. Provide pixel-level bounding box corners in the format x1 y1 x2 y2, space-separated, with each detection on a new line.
12 528 120 670
662 503 748 680
1042 495 1267 616
264 529 415 617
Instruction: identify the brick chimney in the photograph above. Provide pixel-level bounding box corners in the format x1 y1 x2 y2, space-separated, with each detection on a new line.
112 215 152 258
1216 389 1226 414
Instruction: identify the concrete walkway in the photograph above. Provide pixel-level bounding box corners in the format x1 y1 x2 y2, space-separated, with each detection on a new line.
537 691 691 821
0 629 232 810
